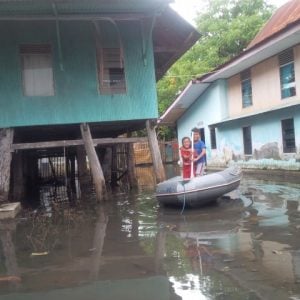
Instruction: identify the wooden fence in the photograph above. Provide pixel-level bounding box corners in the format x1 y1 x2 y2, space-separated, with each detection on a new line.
133 140 179 165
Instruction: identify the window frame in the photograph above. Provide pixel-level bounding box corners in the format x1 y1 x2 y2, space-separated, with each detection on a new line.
20 44 55 97
210 127 217 149
97 47 126 95
241 69 252 108
281 118 296 153
242 126 252 155
279 49 296 99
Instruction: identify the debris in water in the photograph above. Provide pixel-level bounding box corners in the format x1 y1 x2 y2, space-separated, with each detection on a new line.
0 276 21 282
30 251 49 256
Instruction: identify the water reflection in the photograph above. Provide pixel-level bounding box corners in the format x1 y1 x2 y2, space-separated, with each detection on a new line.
0 167 299 299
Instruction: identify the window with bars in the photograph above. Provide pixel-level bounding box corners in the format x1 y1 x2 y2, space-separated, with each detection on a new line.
243 126 252 155
279 49 296 99
97 48 126 94
210 127 217 149
241 69 252 108
20 44 54 97
281 118 296 153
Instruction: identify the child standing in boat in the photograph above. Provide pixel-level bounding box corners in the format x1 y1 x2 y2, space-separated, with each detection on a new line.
180 137 196 179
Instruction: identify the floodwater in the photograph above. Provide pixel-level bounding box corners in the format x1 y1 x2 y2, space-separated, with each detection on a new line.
0 165 300 300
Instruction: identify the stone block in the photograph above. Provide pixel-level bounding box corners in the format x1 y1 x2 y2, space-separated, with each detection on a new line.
0 202 21 219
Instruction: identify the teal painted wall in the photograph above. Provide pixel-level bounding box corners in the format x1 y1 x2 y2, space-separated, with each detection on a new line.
0 21 158 127
217 106 300 158
177 80 228 159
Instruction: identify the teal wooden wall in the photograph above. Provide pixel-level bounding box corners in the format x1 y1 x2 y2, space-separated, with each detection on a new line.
0 21 158 128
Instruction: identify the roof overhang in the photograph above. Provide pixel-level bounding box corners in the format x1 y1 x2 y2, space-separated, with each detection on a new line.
153 7 200 80
158 80 210 126
200 21 300 83
209 102 300 127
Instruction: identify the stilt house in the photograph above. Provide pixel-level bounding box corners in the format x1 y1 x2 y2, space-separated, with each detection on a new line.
0 0 199 202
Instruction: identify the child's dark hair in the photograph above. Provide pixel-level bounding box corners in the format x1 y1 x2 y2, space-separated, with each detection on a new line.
192 127 200 133
181 136 191 145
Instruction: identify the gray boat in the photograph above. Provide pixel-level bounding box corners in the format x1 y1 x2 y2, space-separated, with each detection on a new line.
156 166 242 208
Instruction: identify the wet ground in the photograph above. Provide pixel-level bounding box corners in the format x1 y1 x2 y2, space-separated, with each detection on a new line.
0 165 300 299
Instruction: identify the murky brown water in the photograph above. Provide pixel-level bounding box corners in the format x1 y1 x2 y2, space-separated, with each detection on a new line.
0 166 300 300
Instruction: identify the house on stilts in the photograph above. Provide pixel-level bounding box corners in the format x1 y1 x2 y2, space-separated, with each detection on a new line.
0 0 199 203
159 0 300 175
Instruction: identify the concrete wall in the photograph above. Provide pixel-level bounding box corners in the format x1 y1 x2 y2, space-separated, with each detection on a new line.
228 45 300 118
213 106 300 168
177 80 228 160
0 20 158 128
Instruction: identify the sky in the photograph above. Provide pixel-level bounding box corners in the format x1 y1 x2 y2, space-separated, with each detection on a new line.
171 0 291 25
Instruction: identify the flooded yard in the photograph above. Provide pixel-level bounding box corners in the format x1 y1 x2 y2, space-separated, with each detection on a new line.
0 165 300 299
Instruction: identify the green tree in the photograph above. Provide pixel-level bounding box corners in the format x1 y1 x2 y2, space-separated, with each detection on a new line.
157 0 274 139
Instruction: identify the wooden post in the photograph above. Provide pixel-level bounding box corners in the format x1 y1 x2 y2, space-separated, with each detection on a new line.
146 120 165 183
80 123 106 202
69 155 77 197
101 147 112 184
76 145 91 197
0 128 14 203
127 143 138 189
111 145 118 187
12 151 24 203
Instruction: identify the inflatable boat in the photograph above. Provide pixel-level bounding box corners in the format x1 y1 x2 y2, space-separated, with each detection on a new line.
156 166 242 208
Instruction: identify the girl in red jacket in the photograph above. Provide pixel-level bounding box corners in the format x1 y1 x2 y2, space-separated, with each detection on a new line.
180 137 196 179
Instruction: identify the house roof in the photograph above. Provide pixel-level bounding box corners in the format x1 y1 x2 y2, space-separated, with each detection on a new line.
0 0 200 81
247 0 300 49
159 0 300 126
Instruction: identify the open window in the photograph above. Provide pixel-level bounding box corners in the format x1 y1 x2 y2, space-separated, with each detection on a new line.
20 44 54 97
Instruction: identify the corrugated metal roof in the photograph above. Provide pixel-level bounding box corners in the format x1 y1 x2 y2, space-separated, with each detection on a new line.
248 0 300 49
